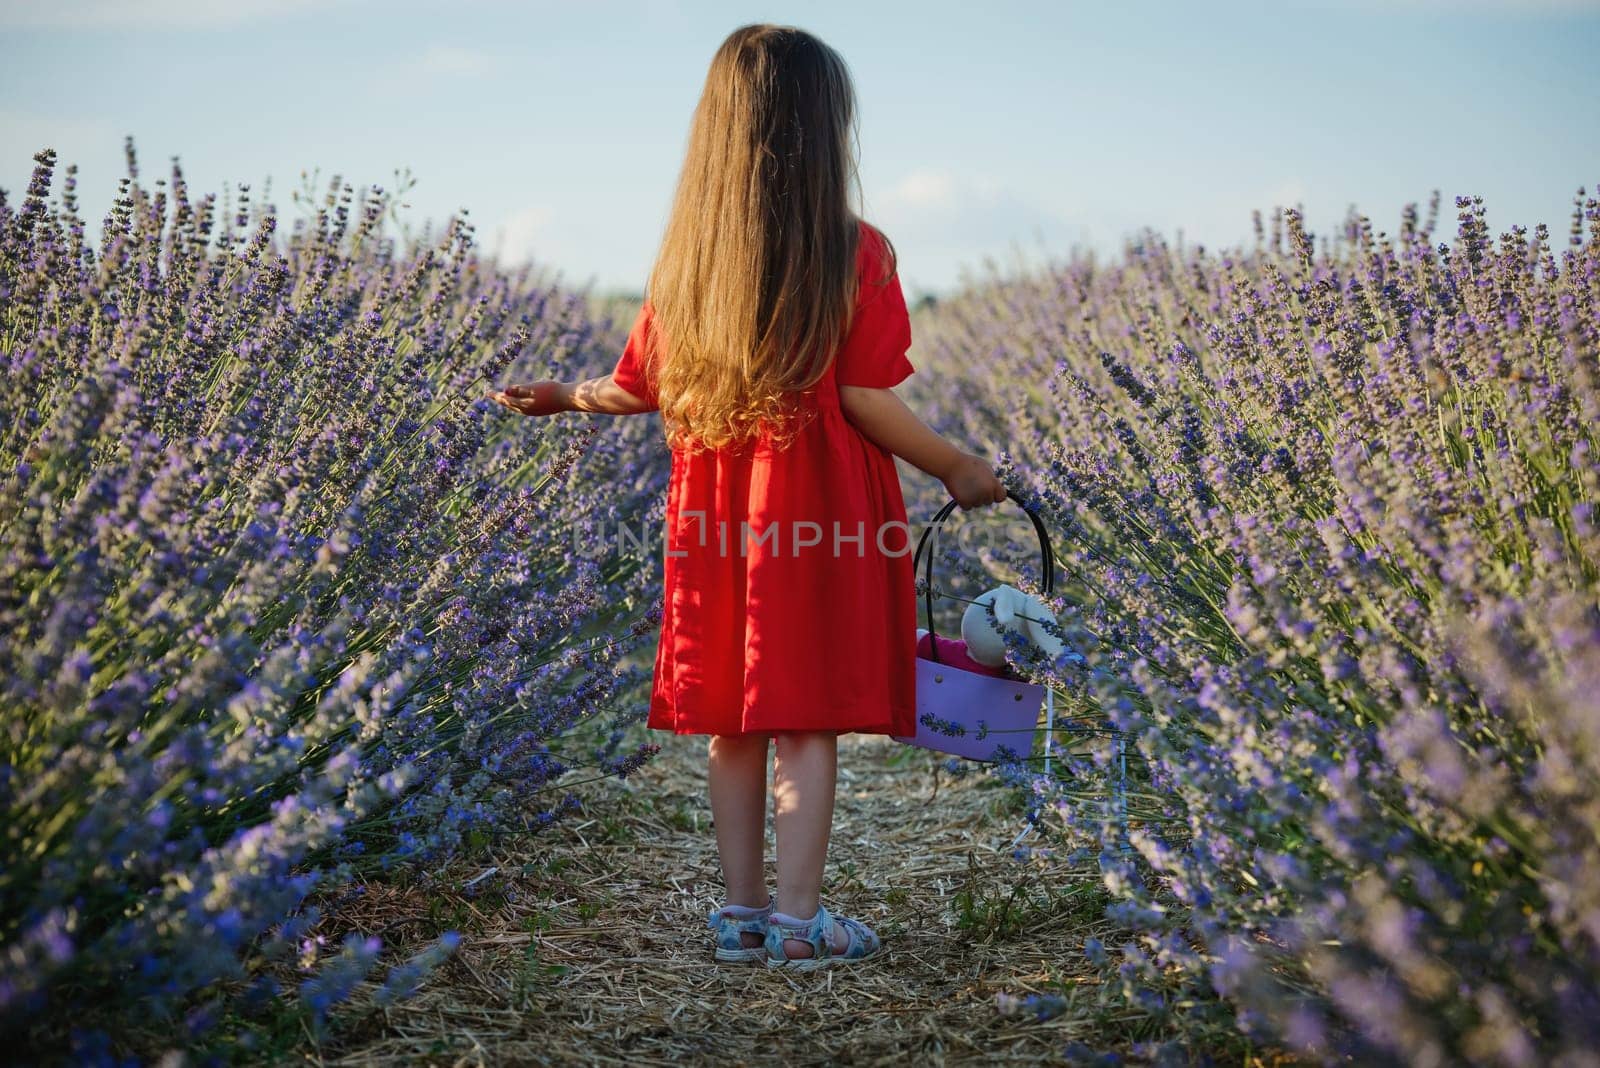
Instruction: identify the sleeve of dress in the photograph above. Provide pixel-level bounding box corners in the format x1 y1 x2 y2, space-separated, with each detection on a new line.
609 300 660 410
833 229 915 390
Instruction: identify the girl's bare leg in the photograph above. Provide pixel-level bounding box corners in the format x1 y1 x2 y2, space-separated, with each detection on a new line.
772 731 849 957
707 733 772 946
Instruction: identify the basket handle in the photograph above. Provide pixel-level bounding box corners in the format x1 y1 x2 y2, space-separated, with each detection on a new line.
910 489 1056 664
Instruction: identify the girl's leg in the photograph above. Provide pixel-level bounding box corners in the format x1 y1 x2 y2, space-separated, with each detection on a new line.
772 731 848 957
707 733 772 946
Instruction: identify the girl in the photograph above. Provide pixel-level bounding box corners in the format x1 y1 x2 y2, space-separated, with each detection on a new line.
489 23 1005 969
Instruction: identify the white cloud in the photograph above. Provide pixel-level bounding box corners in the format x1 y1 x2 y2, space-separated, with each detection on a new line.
0 0 337 30
885 170 958 211
419 44 500 78
867 168 1336 293
487 204 555 267
866 168 1101 294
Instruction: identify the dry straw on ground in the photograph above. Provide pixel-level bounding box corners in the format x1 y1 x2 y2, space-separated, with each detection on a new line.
300 732 1133 1066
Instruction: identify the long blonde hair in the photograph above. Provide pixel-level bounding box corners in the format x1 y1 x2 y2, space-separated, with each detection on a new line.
640 23 897 452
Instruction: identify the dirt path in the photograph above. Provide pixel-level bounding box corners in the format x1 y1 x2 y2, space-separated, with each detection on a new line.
314 733 1114 1066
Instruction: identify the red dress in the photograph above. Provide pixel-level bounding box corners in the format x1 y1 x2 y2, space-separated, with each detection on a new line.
610 220 918 737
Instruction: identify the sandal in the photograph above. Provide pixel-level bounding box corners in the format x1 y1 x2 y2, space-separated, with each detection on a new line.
765 903 881 970
706 895 774 963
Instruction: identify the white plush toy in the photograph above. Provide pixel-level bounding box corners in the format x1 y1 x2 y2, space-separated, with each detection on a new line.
960 584 1064 667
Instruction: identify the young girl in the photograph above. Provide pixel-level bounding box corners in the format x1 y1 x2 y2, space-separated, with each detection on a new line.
489 23 1005 968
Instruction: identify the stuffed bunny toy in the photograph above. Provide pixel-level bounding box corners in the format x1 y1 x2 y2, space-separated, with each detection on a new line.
913 583 1062 676
959 584 1063 667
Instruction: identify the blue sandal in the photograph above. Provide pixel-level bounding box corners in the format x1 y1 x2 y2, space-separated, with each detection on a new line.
707 895 774 963
765 903 881 969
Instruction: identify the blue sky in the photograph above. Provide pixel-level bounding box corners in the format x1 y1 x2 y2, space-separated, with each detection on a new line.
2 0 1596 299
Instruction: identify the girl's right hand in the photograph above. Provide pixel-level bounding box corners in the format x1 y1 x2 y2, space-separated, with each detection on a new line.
941 451 1006 509
488 381 572 416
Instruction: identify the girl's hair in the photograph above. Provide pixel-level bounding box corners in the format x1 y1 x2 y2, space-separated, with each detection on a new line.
641 23 897 452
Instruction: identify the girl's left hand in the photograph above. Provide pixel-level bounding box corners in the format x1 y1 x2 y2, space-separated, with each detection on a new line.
488 381 571 416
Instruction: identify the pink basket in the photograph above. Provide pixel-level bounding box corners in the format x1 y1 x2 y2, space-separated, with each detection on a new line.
892 492 1057 763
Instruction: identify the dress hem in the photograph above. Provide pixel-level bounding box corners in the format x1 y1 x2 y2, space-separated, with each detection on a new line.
645 707 917 738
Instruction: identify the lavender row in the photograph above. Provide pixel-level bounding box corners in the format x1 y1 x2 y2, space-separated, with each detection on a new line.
906 191 1600 1062
0 143 669 1057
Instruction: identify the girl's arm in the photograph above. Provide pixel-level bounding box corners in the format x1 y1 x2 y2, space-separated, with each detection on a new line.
488 374 654 417
839 385 1006 509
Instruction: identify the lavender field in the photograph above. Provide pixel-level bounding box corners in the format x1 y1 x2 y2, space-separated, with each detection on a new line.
3 141 1598 1065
